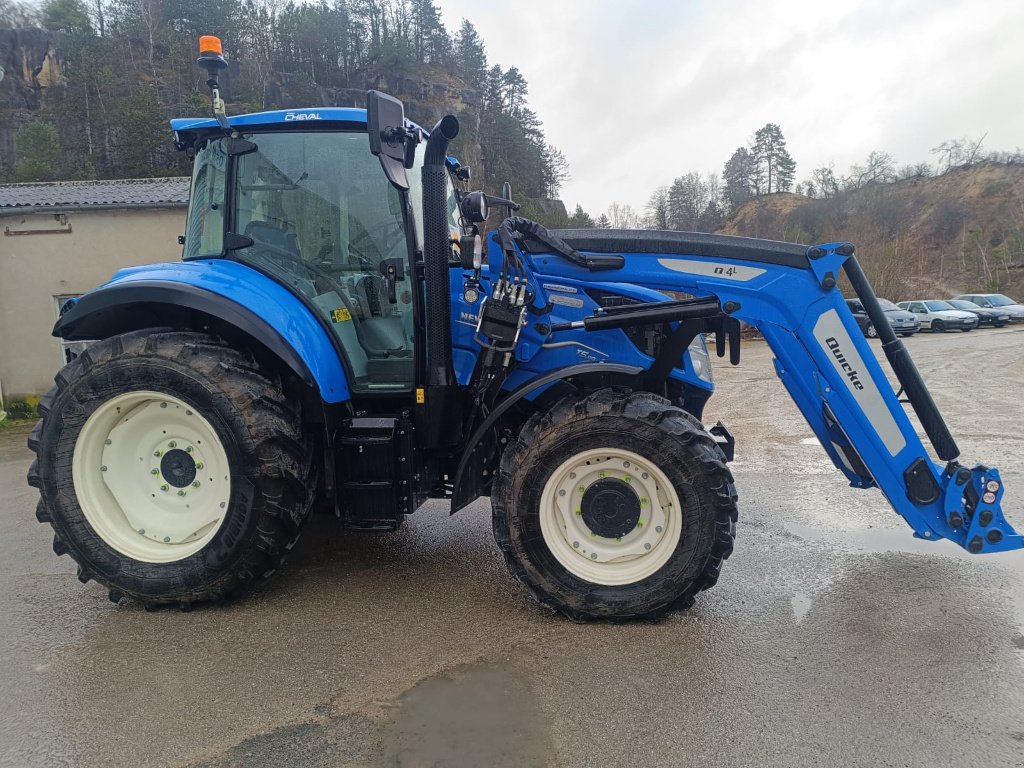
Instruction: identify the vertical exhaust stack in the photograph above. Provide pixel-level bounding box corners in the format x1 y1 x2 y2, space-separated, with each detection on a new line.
422 114 459 387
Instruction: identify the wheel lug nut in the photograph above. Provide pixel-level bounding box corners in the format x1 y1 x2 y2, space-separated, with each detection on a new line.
559 489 566 497
160 484 169 492
160 402 167 408
644 543 652 550
590 553 598 560
100 465 107 472
196 463 204 470
192 481 200 488
572 541 580 549
655 525 663 533
154 450 163 457
569 472 576 479
177 490 186 497
151 469 159 475
163 537 170 543
168 441 177 449
186 446 193 454
104 439 112 445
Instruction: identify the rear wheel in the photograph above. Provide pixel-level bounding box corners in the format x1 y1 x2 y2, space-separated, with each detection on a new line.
932 320 946 333
492 389 738 621
865 323 878 339
27 329 316 608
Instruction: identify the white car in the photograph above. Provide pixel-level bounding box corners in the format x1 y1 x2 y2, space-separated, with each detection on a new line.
953 293 1024 323
896 300 979 332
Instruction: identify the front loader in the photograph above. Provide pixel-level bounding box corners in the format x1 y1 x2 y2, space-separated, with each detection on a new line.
26 36 1022 619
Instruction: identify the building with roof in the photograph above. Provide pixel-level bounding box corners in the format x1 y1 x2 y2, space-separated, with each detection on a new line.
0 177 190 399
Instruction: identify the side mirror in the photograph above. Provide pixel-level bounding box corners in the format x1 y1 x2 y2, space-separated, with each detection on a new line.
460 190 488 224
367 90 409 191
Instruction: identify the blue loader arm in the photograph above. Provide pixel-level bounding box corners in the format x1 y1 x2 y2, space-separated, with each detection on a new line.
507 228 1020 556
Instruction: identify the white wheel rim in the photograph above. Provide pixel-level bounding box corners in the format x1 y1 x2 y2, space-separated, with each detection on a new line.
72 391 232 563
538 447 683 586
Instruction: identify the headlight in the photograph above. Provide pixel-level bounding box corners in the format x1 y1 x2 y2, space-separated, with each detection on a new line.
687 334 713 384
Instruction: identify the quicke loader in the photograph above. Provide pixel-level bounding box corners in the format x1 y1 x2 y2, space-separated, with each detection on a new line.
26 36 1022 619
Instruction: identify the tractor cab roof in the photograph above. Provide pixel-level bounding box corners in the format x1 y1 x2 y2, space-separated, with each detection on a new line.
171 107 372 145
170 108 460 169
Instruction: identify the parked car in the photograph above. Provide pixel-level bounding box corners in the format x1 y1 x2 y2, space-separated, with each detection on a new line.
845 298 920 338
896 300 979 332
953 293 1024 323
946 299 1010 328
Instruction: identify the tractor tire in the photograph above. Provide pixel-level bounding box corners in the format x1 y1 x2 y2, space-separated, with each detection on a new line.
27 329 316 609
492 389 738 621
932 320 946 333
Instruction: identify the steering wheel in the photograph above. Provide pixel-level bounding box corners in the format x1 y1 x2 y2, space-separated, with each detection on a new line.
244 236 360 316
349 220 406 262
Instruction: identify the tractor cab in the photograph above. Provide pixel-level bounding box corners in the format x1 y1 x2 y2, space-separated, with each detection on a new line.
171 110 462 394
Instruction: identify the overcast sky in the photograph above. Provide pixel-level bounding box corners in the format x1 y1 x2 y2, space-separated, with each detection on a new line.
436 0 1024 217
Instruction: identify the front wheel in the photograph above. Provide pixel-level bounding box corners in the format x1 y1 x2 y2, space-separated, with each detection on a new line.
932 320 946 333
865 323 878 339
492 390 738 621
28 329 317 608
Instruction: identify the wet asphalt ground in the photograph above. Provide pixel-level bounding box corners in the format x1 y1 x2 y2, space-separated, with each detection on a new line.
2 326 1024 767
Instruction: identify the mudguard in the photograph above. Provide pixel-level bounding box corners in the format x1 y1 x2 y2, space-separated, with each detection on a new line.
54 260 351 403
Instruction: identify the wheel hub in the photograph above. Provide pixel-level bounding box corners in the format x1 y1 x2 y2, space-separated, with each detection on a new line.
580 478 641 538
72 391 232 563
160 448 197 488
538 448 684 586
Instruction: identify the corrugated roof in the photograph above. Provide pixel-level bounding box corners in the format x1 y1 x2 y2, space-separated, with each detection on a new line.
0 177 190 211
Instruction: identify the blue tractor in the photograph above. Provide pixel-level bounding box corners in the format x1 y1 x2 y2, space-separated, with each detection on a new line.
27 37 1022 619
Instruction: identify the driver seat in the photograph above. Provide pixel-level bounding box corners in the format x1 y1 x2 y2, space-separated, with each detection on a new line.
244 220 301 259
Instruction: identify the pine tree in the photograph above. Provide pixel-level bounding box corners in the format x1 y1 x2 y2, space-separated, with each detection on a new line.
567 204 594 228
13 123 63 182
722 147 755 211
453 19 487 92
751 123 795 194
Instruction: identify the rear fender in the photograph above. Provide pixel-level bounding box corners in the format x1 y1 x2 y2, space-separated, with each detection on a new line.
54 260 351 403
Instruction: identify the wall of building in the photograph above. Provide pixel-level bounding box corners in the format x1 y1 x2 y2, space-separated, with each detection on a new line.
0 206 186 396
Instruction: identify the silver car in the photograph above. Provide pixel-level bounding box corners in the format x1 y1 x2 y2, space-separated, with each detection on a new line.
953 293 1024 323
896 300 979 332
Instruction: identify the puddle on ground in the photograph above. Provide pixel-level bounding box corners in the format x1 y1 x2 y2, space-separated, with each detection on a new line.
786 521 1024 638
791 592 812 623
380 663 553 768
190 663 553 768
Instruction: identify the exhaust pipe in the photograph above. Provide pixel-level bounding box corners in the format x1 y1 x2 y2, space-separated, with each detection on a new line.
422 115 459 387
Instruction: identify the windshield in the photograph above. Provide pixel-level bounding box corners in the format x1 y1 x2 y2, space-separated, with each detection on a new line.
988 294 1017 307
948 300 976 309
925 300 954 311
877 298 898 311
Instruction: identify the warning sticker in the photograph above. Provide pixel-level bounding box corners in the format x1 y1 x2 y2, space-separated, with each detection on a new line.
330 308 352 323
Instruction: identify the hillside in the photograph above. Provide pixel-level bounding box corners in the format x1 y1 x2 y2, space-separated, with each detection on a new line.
719 162 1024 300
0 6 569 225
